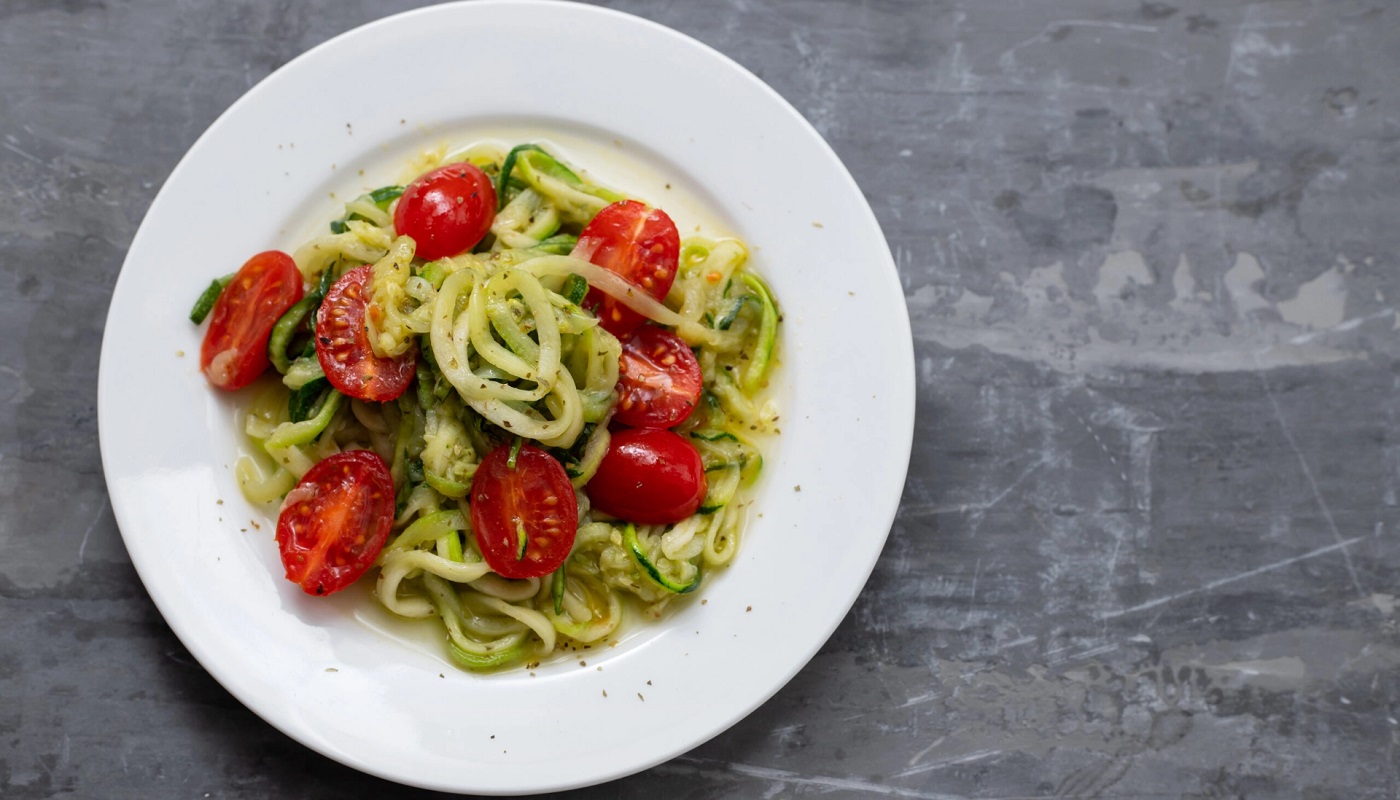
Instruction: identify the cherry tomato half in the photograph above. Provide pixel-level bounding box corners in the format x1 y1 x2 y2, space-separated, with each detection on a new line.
276 449 395 596
200 250 303 390
315 265 416 402
393 162 496 260
573 200 680 337
614 325 703 428
587 428 707 525
470 443 579 580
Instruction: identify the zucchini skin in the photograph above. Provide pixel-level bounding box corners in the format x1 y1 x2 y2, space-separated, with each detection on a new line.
268 265 336 374
739 273 778 393
624 522 702 594
189 274 234 324
449 640 527 671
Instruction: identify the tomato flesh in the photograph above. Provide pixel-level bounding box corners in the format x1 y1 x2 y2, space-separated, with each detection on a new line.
315 265 416 402
614 325 703 428
470 444 579 579
276 449 395 596
587 428 707 525
393 162 496 260
573 200 680 337
200 250 303 390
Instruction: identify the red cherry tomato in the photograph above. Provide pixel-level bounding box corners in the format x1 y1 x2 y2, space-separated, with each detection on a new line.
587 428 707 525
315 266 416 402
614 326 703 428
393 162 496 260
573 200 680 337
276 450 395 596
200 251 303 390
470 443 579 580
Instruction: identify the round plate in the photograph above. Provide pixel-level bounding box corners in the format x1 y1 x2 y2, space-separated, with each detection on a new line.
97 1 913 793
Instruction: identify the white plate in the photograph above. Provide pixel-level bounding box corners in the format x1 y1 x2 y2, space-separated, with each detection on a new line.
97 1 913 793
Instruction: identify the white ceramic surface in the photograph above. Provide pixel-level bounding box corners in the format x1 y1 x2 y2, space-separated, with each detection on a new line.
97 1 914 793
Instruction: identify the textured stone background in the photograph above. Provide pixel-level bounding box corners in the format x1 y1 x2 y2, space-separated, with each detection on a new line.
3 0 1399 797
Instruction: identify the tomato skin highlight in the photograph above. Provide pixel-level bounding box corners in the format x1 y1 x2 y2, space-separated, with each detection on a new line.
573 200 680 337
393 162 496 260
315 266 416 402
587 428 707 525
275 449 395 596
200 250 303 390
470 444 579 580
614 325 703 428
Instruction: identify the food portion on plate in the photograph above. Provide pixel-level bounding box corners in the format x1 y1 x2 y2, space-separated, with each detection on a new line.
191 141 781 671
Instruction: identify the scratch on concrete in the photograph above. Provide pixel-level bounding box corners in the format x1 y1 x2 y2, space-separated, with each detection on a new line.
1097 535 1367 620
667 757 978 800
890 748 1005 779
1258 369 1367 598
76 496 108 566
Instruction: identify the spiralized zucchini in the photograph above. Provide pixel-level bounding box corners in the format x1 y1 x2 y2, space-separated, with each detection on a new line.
236 141 780 671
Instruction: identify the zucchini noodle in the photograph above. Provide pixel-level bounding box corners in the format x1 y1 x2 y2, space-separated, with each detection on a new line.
233 140 780 671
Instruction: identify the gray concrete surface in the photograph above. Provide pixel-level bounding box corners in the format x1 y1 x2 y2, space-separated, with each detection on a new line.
3 0 1399 797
